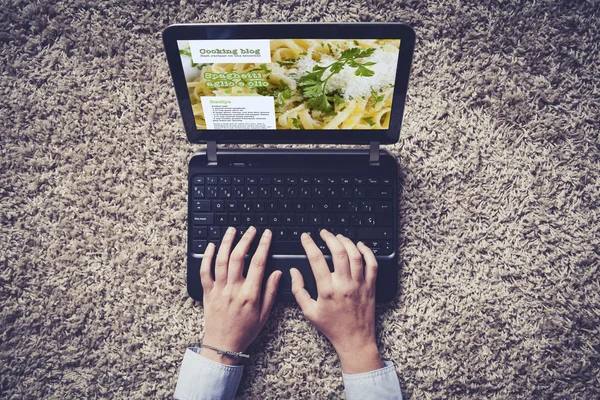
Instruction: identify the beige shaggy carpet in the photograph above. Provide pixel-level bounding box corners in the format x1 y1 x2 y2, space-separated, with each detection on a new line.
1 0 599 398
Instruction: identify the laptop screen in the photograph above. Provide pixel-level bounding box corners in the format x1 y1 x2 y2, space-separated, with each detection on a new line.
177 39 401 131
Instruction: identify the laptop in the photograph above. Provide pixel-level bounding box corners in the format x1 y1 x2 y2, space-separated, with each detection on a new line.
162 23 415 302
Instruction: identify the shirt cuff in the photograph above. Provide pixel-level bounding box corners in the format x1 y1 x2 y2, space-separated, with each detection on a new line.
342 361 402 400
174 348 244 400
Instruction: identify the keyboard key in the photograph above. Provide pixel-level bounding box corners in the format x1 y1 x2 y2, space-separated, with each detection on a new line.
256 214 268 225
365 214 377 226
273 186 284 198
215 214 228 225
360 201 373 212
233 186 245 198
368 178 379 185
219 177 231 184
193 213 214 225
323 214 335 225
193 176 205 185
225 200 237 211
205 177 217 185
300 187 311 198
382 178 392 185
351 215 363 226
192 227 207 238
281 202 292 212
213 200 224 211
313 187 325 198
337 214 349 225
282 214 294 225
209 227 221 239
368 187 393 199
286 187 298 198
327 177 338 184
357 228 392 240
286 177 298 185
347 201 359 212
296 214 308 225
289 228 302 239
269 214 281 225
229 214 240 224
300 177 311 184
342 227 356 239
193 186 205 198
340 178 350 185
259 177 271 184
219 186 232 198
233 177 244 184
275 228 287 239
194 200 211 211
242 214 254 225
314 177 324 184
353 187 365 198
240 201 252 212
259 186 271 198
254 201 264 212
354 178 365 185
206 186 218 198
192 240 207 253
246 176 257 184
274 177 284 184
310 214 321 225
246 186 258 198
382 241 392 253
294 202 305 212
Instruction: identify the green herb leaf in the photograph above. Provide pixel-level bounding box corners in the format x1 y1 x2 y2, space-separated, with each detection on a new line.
276 60 296 66
282 88 292 99
292 117 300 129
362 117 376 126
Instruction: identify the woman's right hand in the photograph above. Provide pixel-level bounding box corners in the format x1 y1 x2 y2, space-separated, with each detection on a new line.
290 229 384 374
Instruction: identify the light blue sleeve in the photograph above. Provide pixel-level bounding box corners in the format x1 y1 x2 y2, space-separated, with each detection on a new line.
174 348 244 400
342 361 403 400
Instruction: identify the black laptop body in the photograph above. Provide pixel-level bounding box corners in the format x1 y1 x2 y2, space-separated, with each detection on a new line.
162 23 415 303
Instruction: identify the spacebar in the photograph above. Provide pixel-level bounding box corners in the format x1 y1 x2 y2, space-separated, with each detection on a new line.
270 241 305 255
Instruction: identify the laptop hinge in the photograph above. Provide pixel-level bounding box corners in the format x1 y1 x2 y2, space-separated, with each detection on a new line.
206 140 218 165
369 141 380 166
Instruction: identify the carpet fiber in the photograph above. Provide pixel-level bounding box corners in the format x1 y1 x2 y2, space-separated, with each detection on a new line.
1 0 599 398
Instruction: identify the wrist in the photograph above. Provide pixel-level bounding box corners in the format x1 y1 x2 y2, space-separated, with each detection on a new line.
335 342 383 374
199 347 240 366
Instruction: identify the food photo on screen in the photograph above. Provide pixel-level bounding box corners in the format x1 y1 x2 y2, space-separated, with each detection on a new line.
177 39 401 130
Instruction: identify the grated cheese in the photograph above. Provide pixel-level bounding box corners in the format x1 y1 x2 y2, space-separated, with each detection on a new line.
292 47 399 100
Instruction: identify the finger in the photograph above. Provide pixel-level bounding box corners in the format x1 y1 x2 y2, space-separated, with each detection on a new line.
259 270 282 325
358 241 378 288
215 227 236 284
290 268 316 315
337 234 364 282
246 229 272 287
199 242 216 293
320 229 351 280
300 232 332 284
228 226 257 283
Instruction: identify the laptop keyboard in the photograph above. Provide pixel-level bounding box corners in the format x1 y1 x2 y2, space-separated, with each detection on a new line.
190 175 395 256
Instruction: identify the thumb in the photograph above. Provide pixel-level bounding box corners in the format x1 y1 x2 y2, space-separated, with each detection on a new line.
290 268 316 314
259 270 282 324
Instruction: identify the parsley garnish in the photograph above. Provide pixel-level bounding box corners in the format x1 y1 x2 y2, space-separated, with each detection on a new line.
371 89 384 105
353 40 359 45
362 117 376 126
297 47 376 112
292 118 301 129
276 60 296 66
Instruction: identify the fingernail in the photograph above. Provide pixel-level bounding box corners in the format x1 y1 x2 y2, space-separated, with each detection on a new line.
249 226 256 232
357 241 363 246
301 232 308 239
264 229 272 237
227 226 235 235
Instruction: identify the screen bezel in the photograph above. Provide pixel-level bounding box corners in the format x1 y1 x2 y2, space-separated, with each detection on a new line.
162 23 415 144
